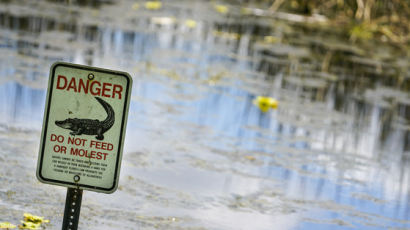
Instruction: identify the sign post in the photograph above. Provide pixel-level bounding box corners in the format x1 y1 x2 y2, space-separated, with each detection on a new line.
62 188 82 230
36 62 132 229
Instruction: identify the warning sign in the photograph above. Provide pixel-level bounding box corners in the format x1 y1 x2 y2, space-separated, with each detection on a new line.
36 62 132 193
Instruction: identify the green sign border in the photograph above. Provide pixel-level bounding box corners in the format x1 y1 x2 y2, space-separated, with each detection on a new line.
36 62 132 194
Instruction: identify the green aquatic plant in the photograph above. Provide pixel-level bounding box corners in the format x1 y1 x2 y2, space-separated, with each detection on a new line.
349 22 376 42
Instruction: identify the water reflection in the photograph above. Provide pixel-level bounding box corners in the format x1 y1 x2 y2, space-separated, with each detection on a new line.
0 0 409 229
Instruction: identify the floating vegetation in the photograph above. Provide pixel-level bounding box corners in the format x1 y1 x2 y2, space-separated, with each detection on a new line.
185 19 197 29
213 4 229 14
0 222 16 229
18 222 39 230
145 1 162 10
22 214 49 226
253 96 279 112
18 213 49 230
244 155 256 161
0 214 49 230
263 35 280 44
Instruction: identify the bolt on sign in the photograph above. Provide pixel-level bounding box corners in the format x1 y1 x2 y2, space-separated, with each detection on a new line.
37 62 132 193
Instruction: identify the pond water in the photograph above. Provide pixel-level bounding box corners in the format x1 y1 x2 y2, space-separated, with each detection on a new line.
0 1 409 229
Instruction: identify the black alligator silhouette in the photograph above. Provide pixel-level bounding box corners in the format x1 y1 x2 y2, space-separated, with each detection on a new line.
55 97 115 140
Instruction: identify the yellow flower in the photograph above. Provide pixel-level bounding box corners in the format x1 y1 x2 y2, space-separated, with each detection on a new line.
23 213 49 224
185 19 197 28
18 221 39 230
214 4 228 14
145 1 162 10
253 96 279 112
0 222 16 229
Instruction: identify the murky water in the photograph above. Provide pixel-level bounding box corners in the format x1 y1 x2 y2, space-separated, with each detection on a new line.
0 1 409 229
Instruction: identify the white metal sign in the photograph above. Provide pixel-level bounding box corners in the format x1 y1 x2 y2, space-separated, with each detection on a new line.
37 62 132 193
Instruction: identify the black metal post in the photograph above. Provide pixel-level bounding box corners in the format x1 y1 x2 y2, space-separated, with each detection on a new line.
62 188 83 230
